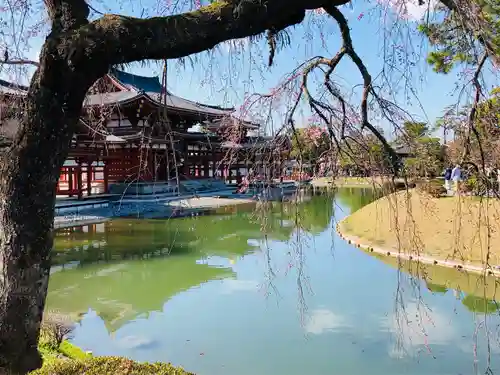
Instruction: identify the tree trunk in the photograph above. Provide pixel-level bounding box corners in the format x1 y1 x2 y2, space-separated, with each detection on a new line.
0 57 90 374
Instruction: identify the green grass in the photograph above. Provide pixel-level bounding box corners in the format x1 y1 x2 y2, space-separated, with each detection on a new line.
32 356 195 375
33 325 194 374
58 341 89 360
341 190 500 267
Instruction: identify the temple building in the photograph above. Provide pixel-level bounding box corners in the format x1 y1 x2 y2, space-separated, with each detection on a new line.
0 70 290 198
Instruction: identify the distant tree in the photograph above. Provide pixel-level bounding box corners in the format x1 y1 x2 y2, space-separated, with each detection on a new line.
419 0 499 171
418 0 499 73
440 88 500 168
289 125 330 166
335 127 393 176
397 121 444 177
402 121 429 140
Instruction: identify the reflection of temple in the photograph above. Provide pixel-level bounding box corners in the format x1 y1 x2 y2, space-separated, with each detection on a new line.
47 193 333 330
0 71 290 198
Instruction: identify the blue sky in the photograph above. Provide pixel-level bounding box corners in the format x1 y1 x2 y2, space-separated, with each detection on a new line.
3 0 498 137
114 0 499 137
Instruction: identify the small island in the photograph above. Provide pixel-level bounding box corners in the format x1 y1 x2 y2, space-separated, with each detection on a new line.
338 189 500 275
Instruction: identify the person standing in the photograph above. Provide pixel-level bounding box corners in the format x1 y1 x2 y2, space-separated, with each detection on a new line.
444 166 452 191
451 164 462 193
497 167 500 194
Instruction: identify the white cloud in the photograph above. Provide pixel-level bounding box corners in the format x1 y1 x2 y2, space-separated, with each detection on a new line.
385 0 439 20
221 279 259 294
381 302 456 357
117 335 156 350
246 238 260 247
305 308 349 335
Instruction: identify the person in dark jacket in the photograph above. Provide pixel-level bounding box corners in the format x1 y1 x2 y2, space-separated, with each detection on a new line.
444 166 452 191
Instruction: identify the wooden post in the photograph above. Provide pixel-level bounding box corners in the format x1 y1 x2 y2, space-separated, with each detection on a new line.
203 152 209 178
68 167 73 197
86 160 92 196
212 149 217 178
103 161 109 193
182 142 189 179
76 165 83 200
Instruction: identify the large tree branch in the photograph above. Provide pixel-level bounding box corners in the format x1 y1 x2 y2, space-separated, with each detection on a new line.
72 0 349 67
44 0 89 30
323 5 400 173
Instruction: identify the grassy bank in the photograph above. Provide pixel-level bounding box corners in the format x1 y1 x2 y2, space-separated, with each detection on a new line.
32 324 194 375
340 190 500 268
312 176 391 188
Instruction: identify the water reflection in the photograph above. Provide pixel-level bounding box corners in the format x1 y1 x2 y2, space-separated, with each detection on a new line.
368 251 500 315
334 187 382 213
48 193 336 331
45 189 500 375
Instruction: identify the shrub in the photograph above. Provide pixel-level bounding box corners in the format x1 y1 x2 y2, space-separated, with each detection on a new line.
393 181 406 190
461 175 489 195
39 321 73 351
384 180 412 192
417 181 447 198
31 357 195 375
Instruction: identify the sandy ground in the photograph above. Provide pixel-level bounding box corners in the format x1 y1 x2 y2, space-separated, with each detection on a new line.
340 190 500 268
166 196 255 209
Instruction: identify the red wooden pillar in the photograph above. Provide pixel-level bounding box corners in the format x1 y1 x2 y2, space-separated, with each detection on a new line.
86 160 92 197
68 167 74 197
103 161 109 193
76 165 83 199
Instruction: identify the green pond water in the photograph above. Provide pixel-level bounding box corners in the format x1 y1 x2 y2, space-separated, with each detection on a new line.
46 188 500 375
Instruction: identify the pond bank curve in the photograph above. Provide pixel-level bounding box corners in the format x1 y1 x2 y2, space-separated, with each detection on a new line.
337 189 500 278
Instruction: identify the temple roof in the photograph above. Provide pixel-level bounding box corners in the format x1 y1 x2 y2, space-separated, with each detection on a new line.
91 69 236 118
110 69 165 93
393 143 412 156
0 71 260 131
84 91 140 106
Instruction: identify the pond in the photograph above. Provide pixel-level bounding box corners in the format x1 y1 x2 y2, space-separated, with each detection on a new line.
46 188 500 375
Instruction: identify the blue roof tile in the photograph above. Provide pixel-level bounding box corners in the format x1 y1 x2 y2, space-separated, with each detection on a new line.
110 69 165 93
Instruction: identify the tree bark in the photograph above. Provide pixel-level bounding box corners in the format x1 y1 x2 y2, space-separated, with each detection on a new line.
0 34 97 375
0 81 88 374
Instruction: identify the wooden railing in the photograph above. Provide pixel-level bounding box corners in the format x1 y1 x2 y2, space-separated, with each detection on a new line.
57 165 109 198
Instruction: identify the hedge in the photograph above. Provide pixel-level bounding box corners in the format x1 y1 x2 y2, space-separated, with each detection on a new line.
31 357 195 375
